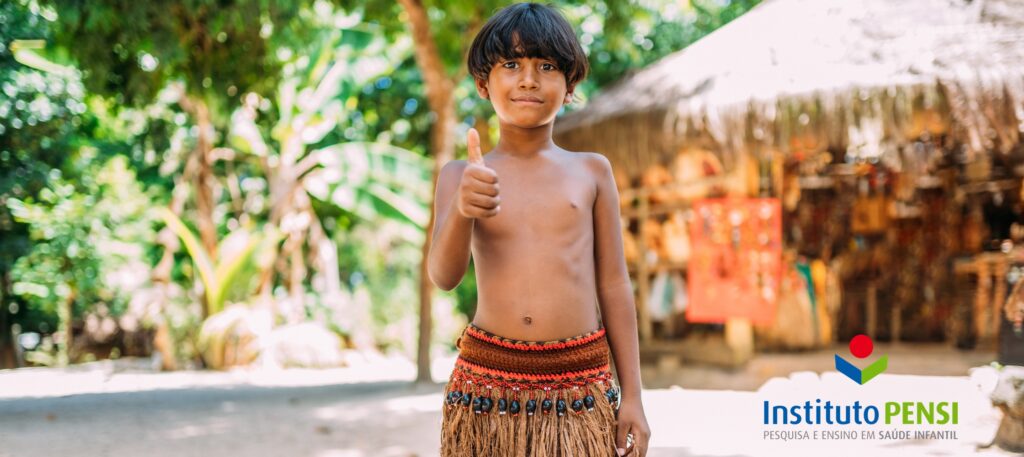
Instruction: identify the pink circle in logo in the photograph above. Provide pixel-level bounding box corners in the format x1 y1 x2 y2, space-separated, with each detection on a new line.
850 334 873 359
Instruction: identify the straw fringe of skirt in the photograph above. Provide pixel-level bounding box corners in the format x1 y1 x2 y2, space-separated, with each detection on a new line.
440 324 620 457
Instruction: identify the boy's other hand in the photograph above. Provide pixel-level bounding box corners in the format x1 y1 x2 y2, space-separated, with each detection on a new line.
616 400 650 456
458 128 501 219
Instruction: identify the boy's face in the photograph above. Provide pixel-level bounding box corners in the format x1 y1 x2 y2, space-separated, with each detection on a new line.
476 56 573 129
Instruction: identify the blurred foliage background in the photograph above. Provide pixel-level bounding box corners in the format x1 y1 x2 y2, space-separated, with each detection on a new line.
0 0 759 371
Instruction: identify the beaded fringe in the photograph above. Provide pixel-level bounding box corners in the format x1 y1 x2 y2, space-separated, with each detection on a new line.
440 325 620 457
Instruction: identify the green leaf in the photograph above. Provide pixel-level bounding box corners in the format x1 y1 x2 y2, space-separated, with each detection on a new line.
364 181 428 227
11 42 77 78
210 232 263 314
302 141 431 227
161 208 217 312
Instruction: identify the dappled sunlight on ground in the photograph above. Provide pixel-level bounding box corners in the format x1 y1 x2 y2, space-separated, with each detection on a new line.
0 350 461 400
0 349 1019 456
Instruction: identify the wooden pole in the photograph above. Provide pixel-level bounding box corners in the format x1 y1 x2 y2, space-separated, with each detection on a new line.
867 280 877 340
891 303 901 344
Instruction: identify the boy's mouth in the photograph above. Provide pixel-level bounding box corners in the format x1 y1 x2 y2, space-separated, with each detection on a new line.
512 96 543 104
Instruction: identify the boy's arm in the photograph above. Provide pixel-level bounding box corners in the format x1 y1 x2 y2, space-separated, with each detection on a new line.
587 153 643 400
588 152 650 456
428 159 474 291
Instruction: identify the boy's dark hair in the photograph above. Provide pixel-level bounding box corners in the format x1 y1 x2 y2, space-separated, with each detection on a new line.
467 3 589 89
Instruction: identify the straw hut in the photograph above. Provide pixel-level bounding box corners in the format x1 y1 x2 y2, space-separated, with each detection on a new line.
555 0 1024 178
554 0 1024 357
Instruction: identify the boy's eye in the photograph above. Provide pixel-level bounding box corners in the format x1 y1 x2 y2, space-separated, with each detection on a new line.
500 61 557 71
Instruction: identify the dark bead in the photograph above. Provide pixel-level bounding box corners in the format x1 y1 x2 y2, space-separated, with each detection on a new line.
571 399 584 412
461 394 472 407
606 388 619 403
526 399 537 415
472 396 483 414
510 400 521 415
584 395 596 410
556 399 567 416
481 397 493 414
541 399 553 414
497 398 508 414
449 391 463 405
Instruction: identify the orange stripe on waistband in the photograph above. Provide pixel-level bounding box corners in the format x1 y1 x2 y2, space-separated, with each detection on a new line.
464 326 607 352
454 357 610 382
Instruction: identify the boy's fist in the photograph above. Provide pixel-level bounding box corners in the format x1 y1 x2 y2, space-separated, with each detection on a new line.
458 128 501 219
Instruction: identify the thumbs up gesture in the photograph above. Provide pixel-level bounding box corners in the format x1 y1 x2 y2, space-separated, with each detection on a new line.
457 128 501 219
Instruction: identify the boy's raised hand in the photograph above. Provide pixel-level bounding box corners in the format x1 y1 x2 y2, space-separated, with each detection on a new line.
458 128 501 219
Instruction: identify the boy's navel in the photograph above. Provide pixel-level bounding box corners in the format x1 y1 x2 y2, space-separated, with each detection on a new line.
523 315 532 325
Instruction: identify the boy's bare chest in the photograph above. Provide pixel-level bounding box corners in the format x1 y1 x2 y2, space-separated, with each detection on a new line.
477 163 595 238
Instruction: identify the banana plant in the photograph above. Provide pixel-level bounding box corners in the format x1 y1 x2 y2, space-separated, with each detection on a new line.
161 208 281 317
227 18 431 332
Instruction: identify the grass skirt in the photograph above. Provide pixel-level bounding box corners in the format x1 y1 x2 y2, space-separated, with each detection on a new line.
440 323 620 456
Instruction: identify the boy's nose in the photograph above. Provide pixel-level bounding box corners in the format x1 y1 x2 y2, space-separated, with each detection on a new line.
519 69 539 90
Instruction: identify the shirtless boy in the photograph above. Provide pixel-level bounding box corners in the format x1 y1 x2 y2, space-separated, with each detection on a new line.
429 3 650 456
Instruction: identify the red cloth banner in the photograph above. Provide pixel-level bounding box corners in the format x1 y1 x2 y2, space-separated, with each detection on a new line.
686 198 782 325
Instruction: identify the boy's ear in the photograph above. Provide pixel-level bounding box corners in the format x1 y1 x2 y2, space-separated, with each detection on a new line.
475 78 489 100
564 84 575 104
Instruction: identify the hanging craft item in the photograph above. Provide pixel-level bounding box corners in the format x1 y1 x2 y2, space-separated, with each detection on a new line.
641 164 674 204
754 257 818 349
1001 262 1024 365
670 147 724 202
851 196 888 234
686 198 783 325
660 210 691 264
850 164 891 235
642 218 663 263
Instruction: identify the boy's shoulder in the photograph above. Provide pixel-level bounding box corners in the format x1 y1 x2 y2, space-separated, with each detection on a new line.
562 149 613 177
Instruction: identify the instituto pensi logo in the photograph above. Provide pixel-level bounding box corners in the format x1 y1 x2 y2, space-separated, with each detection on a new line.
835 334 887 385
761 333 958 439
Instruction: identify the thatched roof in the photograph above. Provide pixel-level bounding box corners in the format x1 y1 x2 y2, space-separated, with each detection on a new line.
554 0 1024 178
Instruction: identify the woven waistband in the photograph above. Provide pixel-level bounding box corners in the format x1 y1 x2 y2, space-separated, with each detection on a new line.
454 324 610 383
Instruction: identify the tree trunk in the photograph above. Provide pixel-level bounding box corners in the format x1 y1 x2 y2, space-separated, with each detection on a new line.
417 100 457 382
399 0 459 384
151 223 184 371
475 116 493 152
177 92 219 319
0 292 15 369
192 100 218 263
147 138 206 371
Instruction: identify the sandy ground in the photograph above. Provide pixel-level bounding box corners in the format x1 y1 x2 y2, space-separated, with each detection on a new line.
0 345 1018 457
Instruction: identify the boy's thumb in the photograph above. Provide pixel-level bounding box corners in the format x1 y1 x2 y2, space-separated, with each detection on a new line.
467 128 484 165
